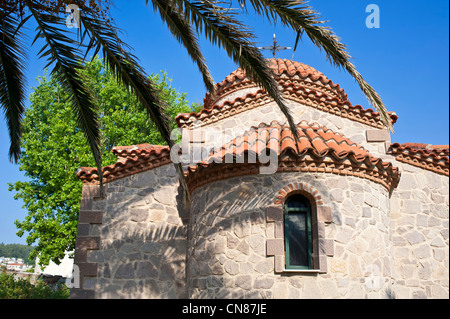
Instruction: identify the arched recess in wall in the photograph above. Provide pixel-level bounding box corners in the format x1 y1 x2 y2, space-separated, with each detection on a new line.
266 182 334 273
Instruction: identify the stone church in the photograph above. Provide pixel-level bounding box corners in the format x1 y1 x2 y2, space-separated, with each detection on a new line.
70 59 449 299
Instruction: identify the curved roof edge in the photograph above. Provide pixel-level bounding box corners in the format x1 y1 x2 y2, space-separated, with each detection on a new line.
389 143 449 176
204 58 349 108
185 121 400 194
176 85 398 130
76 144 172 185
77 122 401 193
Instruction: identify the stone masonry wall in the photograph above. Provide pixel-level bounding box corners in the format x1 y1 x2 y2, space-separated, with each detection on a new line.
79 164 188 299
187 172 394 299
388 159 449 299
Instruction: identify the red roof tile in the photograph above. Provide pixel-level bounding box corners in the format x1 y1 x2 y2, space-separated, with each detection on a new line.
111 144 169 160
186 121 400 193
178 58 398 130
77 144 171 184
389 143 449 176
204 58 348 108
177 85 398 130
77 123 401 191
396 143 449 152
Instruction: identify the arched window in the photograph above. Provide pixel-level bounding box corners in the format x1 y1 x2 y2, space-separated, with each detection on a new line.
284 194 313 269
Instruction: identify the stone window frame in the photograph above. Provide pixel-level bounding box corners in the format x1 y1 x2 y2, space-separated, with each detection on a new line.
266 182 334 274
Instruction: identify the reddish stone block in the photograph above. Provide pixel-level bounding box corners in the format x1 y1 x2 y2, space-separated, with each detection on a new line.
77 262 98 277
79 198 93 211
266 206 283 222
79 210 104 224
77 223 90 237
317 206 332 223
70 289 95 299
274 221 284 239
266 239 284 256
77 237 100 250
74 248 87 263
274 255 285 273
366 129 390 142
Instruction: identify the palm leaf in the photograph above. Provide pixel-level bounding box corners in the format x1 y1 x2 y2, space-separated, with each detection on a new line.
0 13 27 163
27 3 103 192
240 0 394 132
80 13 191 198
292 29 303 59
168 0 301 144
149 0 215 94
81 15 172 145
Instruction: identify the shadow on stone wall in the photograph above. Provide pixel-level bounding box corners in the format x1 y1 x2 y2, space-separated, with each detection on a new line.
95 223 187 298
185 173 395 299
92 170 188 299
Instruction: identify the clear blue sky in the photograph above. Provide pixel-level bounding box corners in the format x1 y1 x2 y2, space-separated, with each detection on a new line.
0 0 448 244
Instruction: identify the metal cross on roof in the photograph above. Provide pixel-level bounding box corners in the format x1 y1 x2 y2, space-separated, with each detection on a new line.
258 34 292 58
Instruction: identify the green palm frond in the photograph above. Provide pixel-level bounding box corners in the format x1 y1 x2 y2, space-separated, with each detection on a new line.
166 0 301 144
81 12 190 198
81 15 172 146
239 0 393 132
27 3 103 190
0 13 27 163
0 0 394 201
150 0 215 94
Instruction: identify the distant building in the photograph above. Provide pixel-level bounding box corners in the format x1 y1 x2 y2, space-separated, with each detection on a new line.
6 259 28 271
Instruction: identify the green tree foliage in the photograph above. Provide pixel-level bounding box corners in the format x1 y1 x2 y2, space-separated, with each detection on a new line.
8 58 194 267
0 272 70 299
0 243 35 265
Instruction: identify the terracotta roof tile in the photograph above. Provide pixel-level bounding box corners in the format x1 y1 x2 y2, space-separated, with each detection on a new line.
177 85 398 130
77 144 171 184
396 143 449 152
389 143 449 176
77 124 402 191
204 58 348 108
111 144 168 160
186 121 400 192
178 59 398 130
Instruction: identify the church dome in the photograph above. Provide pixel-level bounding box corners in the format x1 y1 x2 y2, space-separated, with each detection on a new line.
203 58 348 108
176 58 398 130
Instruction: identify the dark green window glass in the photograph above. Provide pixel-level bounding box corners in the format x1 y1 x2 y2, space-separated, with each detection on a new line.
284 194 313 269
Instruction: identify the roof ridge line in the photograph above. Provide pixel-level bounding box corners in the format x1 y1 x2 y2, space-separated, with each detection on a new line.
177 85 398 129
